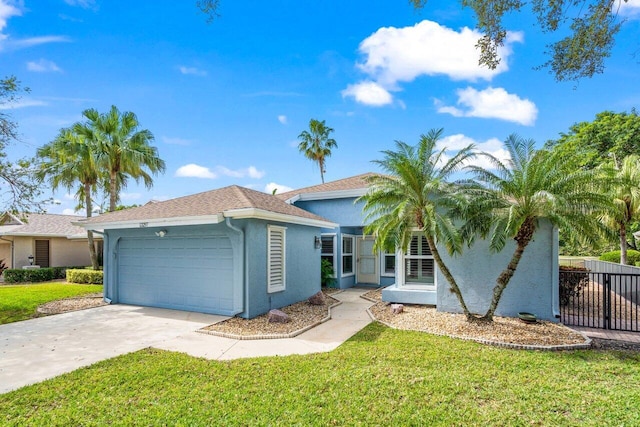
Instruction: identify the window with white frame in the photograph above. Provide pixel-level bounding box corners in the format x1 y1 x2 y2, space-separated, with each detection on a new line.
404 233 434 285
321 234 336 278
341 235 354 276
267 225 286 293
382 251 396 276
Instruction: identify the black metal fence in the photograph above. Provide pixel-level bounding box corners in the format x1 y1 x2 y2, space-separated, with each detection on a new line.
560 270 639 332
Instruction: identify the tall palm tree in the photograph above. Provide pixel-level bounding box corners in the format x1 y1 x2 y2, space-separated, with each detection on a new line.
36 129 101 269
468 135 611 321
359 129 477 320
298 119 337 184
600 155 640 265
75 106 166 212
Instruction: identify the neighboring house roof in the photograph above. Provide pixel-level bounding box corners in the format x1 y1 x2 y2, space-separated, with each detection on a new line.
76 185 337 230
0 212 90 239
277 172 379 203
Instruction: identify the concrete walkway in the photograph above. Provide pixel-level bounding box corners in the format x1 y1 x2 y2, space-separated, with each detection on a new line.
0 288 373 394
568 326 640 343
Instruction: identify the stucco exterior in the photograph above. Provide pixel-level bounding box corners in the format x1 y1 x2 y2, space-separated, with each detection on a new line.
0 236 93 269
436 220 560 321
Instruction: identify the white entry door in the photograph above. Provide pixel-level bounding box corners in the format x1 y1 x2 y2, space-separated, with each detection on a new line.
357 236 378 284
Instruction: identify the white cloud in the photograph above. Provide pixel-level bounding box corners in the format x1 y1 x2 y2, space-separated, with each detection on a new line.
0 1 21 33
64 0 97 8
161 136 192 146
618 0 640 18
436 134 511 170
63 193 75 200
178 66 207 76
265 182 293 195
216 165 265 179
6 35 71 50
61 208 78 215
341 81 393 107
175 163 217 179
0 97 47 109
435 86 537 126
357 20 522 86
27 58 62 72
277 115 287 124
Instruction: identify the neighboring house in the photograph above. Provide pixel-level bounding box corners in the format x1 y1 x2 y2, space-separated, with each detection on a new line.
0 212 100 270
76 185 336 318
279 174 560 321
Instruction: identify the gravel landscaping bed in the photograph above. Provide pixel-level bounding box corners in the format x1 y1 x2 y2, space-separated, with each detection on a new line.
37 293 107 314
201 292 340 338
364 289 592 349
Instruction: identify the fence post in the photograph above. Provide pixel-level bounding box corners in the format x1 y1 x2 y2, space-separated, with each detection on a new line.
604 273 611 330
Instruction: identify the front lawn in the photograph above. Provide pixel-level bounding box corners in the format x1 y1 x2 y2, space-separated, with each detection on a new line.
1 322 639 425
0 282 103 325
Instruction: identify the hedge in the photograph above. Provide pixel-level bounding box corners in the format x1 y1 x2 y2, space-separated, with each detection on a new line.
66 269 103 285
3 266 91 284
558 265 589 306
599 250 640 265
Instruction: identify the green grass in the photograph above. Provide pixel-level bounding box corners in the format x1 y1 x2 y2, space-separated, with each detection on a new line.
1 322 639 426
0 282 103 325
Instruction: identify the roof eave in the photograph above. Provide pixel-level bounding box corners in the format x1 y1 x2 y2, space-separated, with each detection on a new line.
224 208 337 229
286 188 368 203
74 214 226 230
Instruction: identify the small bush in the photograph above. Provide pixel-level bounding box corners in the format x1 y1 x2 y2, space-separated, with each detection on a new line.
559 265 590 306
321 258 336 288
66 269 103 284
3 268 56 283
599 250 640 265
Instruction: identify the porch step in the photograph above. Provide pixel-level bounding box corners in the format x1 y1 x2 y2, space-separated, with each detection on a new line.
382 285 437 305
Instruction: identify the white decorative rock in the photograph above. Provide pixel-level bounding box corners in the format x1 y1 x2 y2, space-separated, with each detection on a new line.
391 304 404 315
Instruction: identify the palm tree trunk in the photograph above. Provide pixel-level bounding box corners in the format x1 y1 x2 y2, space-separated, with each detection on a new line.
85 183 98 270
319 158 325 184
425 235 473 320
482 218 536 321
109 170 117 212
620 223 628 265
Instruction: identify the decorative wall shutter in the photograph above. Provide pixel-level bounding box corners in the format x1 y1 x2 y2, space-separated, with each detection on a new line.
267 226 286 293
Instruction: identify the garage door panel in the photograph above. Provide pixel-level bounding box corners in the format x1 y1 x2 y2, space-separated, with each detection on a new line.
118 236 235 315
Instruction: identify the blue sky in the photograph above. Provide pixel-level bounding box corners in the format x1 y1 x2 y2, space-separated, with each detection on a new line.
1 0 640 215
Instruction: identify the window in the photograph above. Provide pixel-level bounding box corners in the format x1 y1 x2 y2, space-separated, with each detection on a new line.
404 233 434 285
321 235 336 278
267 225 286 293
342 235 354 276
382 252 396 276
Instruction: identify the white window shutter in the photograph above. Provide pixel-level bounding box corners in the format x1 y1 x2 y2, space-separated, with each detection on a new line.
267 225 286 293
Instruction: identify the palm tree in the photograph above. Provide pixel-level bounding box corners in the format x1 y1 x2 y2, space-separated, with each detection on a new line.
600 155 640 265
36 128 101 269
359 129 477 320
75 106 166 212
467 135 611 321
298 119 337 183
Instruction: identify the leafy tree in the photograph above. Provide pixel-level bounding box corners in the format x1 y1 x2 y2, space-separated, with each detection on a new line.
297 119 338 184
0 76 44 214
36 129 101 269
197 0 635 81
546 110 640 170
599 155 640 265
467 135 611 321
359 128 476 320
74 106 166 212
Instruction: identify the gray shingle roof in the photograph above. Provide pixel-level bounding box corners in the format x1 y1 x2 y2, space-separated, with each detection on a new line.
276 172 379 201
78 185 332 226
0 213 87 237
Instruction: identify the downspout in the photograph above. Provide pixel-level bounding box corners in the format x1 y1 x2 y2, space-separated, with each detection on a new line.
0 236 14 269
225 217 246 316
88 229 111 304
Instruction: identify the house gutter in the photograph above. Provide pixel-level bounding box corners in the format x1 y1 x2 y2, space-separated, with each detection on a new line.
225 217 246 316
0 236 14 269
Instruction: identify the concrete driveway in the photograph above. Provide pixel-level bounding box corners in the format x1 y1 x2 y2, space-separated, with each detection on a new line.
0 288 373 395
0 305 227 394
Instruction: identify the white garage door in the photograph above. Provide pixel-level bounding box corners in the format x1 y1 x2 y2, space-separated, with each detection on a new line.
117 235 235 315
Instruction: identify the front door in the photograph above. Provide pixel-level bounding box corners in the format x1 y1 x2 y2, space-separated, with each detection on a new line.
357 236 378 284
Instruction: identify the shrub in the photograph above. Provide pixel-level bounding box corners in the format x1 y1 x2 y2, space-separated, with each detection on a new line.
3 268 56 283
321 259 336 288
599 250 640 265
559 265 590 306
66 269 103 284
